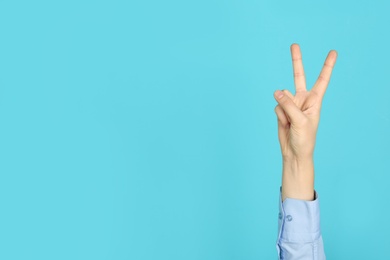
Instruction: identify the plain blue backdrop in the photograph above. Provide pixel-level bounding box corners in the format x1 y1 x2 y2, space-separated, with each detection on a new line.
0 0 389 259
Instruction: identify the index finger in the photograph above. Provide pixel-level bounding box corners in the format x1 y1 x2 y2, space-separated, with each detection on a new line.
311 50 338 98
291 43 307 93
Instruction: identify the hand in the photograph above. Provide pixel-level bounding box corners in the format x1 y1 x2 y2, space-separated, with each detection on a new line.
273 43 338 200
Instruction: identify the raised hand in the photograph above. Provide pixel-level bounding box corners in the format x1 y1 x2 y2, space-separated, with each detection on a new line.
273 43 338 201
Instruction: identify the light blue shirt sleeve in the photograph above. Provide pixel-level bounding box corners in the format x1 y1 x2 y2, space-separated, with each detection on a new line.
276 187 326 260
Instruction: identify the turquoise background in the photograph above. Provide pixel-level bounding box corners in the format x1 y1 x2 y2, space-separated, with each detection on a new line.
0 0 388 259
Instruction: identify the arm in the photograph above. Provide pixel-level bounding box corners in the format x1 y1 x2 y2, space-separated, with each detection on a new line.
273 43 338 259
276 187 325 259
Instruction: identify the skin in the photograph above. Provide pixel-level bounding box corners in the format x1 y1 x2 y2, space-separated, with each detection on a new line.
273 43 338 202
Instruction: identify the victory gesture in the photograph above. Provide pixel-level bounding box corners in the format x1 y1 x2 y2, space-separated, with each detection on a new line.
274 43 338 201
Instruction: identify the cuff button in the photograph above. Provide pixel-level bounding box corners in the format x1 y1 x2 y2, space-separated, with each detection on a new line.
286 215 293 222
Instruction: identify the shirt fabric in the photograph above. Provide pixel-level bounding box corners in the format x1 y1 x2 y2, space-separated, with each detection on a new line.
276 187 326 260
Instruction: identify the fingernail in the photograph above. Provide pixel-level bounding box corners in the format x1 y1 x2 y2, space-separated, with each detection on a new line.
276 90 284 99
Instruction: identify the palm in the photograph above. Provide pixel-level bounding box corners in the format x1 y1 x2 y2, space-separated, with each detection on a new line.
292 91 320 119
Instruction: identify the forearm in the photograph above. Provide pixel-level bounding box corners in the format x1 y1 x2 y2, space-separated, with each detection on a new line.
282 157 314 202
274 44 335 260
276 189 325 260
277 157 325 260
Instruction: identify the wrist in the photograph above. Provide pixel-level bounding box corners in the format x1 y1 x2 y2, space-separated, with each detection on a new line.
281 157 315 201
282 153 313 164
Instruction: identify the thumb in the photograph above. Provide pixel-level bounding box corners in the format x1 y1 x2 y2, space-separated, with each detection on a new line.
273 90 304 124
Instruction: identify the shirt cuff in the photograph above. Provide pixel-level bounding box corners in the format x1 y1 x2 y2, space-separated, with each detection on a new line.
277 186 321 243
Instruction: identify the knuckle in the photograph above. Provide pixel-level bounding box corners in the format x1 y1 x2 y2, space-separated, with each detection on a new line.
324 62 334 68
282 89 292 98
293 72 305 77
317 75 329 83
